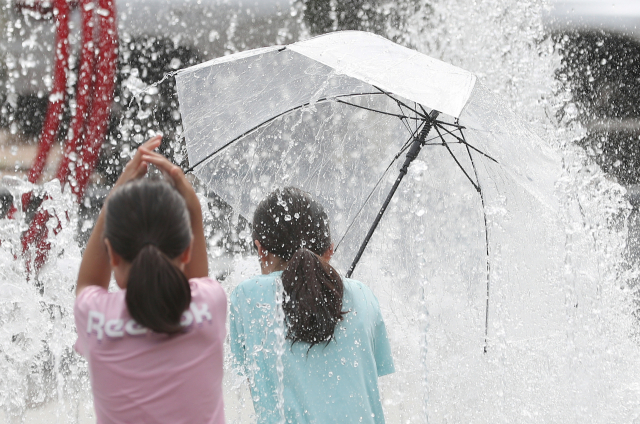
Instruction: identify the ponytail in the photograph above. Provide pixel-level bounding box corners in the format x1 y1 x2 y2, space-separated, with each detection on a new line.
105 180 193 335
253 187 346 348
126 244 191 334
281 248 346 348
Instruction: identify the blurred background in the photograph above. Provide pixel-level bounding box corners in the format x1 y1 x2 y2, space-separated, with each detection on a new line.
1 0 639 207
0 0 434 261
1 0 640 422
1 0 639 330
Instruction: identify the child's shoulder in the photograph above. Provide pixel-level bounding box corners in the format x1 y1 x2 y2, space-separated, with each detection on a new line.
231 273 279 303
342 278 380 308
238 272 279 288
74 285 123 314
190 276 221 286
189 277 227 305
343 277 374 295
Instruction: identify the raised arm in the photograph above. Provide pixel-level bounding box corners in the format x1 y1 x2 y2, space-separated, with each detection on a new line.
141 150 208 279
75 136 162 296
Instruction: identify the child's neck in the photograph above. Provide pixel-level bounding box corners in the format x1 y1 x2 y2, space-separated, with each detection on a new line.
259 253 287 275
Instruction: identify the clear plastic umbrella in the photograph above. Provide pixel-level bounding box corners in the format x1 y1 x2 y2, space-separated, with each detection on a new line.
176 31 562 353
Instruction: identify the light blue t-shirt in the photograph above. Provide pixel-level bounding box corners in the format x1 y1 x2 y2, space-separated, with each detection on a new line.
229 271 395 424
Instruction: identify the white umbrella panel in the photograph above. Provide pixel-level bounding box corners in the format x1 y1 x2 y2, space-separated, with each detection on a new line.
176 31 562 352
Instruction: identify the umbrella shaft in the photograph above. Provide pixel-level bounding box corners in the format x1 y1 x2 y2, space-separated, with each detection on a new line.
346 111 439 278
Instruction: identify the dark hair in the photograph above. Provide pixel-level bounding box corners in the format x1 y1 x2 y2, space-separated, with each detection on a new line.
253 187 346 348
104 180 192 334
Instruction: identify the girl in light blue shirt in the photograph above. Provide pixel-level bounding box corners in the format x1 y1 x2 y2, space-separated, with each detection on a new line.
230 187 394 424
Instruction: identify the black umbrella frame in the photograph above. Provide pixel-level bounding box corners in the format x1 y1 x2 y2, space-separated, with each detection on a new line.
185 87 499 351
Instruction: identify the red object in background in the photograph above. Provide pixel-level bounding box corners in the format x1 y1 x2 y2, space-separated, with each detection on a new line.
20 0 70 210
55 0 97 185
73 0 118 200
15 0 118 274
6 205 17 220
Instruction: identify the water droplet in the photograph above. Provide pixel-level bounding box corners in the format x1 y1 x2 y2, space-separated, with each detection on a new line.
208 30 220 42
169 58 182 70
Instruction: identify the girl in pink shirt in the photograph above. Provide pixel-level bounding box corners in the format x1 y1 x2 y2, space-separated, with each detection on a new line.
74 136 226 424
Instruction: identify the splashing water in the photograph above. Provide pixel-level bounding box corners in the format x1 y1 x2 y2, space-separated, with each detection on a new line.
383 0 640 422
1 0 639 423
273 276 286 424
419 280 430 424
0 177 89 423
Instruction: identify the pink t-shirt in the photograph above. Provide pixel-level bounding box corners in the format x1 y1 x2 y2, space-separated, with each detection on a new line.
74 277 226 424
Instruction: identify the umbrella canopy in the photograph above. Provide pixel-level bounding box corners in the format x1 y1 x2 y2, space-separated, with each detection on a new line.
177 31 559 259
176 31 568 420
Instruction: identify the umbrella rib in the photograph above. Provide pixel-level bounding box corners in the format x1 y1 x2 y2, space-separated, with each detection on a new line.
400 115 413 135
373 86 427 119
434 125 480 192
414 102 422 136
387 97 428 140
394 101 416 135
421 132 451 144
184 91 384 173
335 99 420 120
396 120 423 155
462 132 491 354
417 104 435 123
418 103 428 115
346 111 439 278
335 123 422 252
423 141 464 146
434 120 466 130
435 123 499 164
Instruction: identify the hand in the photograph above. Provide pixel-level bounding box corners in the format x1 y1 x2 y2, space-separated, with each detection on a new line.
140 149 198 207
141 149 209 279
76 135 162 295
113 135 162 189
